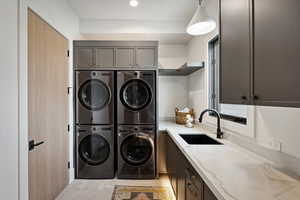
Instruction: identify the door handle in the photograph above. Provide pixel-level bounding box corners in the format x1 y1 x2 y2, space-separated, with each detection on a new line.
29 140 45 151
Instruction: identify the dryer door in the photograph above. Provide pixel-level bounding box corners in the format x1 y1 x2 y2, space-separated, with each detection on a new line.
120 79 152 111
121 134 153 166
78 79 111 111
79 134 110 166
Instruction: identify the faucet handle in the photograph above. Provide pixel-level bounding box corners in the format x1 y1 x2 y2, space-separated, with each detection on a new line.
217 131 224 139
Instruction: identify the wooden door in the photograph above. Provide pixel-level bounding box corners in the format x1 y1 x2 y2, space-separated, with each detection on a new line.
219 0 252 104
116 47 135 67
28 9 69 200
254 0 300 107
74 47 94 68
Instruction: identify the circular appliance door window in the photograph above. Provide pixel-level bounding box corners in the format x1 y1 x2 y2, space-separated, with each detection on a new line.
79 79 111 111
120 79 152 111
121 135 153 166
79 135 110 166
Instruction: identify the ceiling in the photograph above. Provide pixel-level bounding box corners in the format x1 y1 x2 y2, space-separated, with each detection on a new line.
68 0 198 22
81 33 192 44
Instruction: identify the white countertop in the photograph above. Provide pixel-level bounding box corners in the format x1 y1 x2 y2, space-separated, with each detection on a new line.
159 120 300 200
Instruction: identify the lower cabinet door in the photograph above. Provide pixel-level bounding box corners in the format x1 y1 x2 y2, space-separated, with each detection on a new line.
186 181 203 200
166 135 177 194
204 185 218 200
177 165 186 200
185 169 203 200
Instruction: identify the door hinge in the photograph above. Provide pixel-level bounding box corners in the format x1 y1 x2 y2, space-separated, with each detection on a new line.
67 50 70 57
67 87 72 94
211 93 216 99
68 161 70 169
67 124 70 132
212 59 216 65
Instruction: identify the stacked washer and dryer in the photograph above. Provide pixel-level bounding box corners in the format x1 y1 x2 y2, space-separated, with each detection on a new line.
75 71 115 179
75 70 156 179
117 71 156 179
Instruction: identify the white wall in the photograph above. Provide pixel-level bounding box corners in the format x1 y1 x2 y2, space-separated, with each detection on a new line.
159 44 187 69
187 31 217 118
80 19 187 34
158 44 190 119
0 1 19 199
159 76 189 119
18 0 81 199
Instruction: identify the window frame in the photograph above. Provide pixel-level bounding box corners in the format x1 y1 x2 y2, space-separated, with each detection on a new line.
208 36 247 125
205 34 255 138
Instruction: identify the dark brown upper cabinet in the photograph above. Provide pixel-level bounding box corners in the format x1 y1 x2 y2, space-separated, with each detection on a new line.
95 47 114 67
220 0 252 104
220 0 300 108
136 47 157 67
253 0 300 107
74 41 158 69
115 47 135 67
74 47 94 68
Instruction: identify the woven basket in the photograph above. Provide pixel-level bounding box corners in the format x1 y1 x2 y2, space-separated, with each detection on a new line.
175 107 195 125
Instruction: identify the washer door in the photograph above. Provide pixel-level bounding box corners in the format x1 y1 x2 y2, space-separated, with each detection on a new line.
79 79 111 111
121 134 153 166
79 135 110 166
120 79 152 111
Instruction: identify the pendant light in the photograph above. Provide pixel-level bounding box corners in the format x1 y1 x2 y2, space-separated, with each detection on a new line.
187 0 216 35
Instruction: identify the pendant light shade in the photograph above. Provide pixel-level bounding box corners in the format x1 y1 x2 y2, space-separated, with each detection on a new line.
187 4 216 35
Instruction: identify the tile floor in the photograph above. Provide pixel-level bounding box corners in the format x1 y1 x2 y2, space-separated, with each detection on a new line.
56 175 175 200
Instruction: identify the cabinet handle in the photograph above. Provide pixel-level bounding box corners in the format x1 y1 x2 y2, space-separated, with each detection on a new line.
241 96 247 100
253 95 259 100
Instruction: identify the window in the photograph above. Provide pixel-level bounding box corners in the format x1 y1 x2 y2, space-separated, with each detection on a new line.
208 36 247 124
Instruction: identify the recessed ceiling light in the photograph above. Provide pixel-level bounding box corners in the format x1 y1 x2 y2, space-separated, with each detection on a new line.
129 0 139 7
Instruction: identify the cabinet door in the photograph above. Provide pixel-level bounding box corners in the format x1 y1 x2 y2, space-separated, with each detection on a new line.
254 0 300 107
95 48 114 67
220 0 252 104
136 47 156 67
204 185 217 200
75 47 94 68
166 135 177 195
176 150 187 200
185 169 203 200
116 48 135 67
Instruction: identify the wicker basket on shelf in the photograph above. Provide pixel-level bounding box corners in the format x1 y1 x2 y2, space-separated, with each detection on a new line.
175 107 195 125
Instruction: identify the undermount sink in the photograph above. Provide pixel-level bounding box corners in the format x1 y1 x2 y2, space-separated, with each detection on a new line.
179 134 223 145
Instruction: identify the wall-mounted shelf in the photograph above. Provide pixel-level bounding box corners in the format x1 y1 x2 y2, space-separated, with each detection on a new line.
159 62 205 76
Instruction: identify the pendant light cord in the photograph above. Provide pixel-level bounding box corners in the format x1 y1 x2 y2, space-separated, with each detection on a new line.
199 0 203 6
